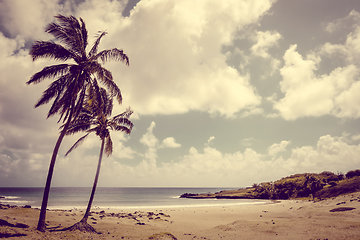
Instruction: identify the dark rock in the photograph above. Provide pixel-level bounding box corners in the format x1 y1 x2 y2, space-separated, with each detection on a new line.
330 207 356 212
180 193 199 198
0 219 29 228
0 233 27 238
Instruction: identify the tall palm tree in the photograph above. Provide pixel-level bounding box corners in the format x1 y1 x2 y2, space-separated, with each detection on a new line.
27 15 129 232
63 88 133 232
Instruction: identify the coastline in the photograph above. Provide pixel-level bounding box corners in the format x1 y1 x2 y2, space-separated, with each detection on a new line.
1 192 360 239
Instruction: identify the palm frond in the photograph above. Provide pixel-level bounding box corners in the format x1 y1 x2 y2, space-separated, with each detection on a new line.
104 135 113 157
87 127 99 134
113 108 133 120
111 118 133 133
27 64 71 85
98 87 111 115
87 79 104 116
30 41 75 62
114 125 132 134
96 48 129 65
91 63 122 104
34 76 66 108
79 18 88 52
46 75 70 118
47 15 84 58
65 133 90 156
50 77 78 120
88 31 107 58
66 120 92 135
72 86 87 121
104 95 113 117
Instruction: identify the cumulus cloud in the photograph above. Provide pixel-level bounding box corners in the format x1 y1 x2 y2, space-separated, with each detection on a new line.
160 137 181 149
206 136 215 146
2 118 360 187
273 44 359 120
0 0 279 187
250 30 282 58
58 133 360 187
268 140 291 157
0 0 70 40
139 122 181 159
6 0 360 188
94 0 277 118
324 9 360 33
273 10 360 120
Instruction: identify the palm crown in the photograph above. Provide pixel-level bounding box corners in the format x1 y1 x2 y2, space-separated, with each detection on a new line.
65 88 134 157
27 14 129 123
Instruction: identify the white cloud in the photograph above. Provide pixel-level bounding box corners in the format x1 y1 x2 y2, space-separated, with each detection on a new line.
2 114 360 187
268 140 291 156
91 0 277 118
110 133 137 159
0 0 68 40
4 0 360 188
250 30 282 58
273 44 359 120
96 134 360 187
139 121 181 160
160 137 181 149
351 134 360 141
139 122 158 148
0 0 279 187
241 137 255 147
206 136 215 145
325 9 360 33
273 10 360 120
321 25 360 65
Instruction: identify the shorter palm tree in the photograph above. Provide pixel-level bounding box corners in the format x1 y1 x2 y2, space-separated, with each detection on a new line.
62 88 133 232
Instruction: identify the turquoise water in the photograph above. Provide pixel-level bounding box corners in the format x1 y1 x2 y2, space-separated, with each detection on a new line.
0 187 265 210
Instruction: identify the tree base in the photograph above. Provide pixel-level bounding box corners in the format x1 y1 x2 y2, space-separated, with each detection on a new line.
53 220 98 233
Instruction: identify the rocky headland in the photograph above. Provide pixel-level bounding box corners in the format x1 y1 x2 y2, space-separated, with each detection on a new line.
181 170 360 200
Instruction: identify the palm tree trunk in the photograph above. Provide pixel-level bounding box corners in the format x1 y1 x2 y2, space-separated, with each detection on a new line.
81 138 105 222
37 112 74 232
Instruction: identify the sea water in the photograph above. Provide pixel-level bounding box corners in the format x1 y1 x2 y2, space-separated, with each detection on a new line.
0 187 265 210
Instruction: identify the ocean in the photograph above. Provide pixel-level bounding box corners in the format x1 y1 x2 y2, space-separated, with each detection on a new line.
0 187 266 210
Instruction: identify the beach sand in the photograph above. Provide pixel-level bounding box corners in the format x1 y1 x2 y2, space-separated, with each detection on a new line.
1 192 360 239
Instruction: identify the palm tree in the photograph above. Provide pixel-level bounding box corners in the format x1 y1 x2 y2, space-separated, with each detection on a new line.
63 88 133 232
27 15 129 232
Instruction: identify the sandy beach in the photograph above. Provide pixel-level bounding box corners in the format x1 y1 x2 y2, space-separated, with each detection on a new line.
1 192 360 239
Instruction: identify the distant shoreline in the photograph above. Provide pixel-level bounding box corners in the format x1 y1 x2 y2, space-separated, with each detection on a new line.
1 192 360 239
181 172 360 201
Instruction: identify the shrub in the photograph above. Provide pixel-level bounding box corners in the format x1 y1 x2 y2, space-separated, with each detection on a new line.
345 169 360 179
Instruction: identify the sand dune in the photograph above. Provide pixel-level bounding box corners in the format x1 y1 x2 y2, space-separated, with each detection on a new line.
1 192 360 239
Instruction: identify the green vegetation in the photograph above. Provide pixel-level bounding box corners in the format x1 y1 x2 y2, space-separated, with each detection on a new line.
181 169 360 200
252 171 344 200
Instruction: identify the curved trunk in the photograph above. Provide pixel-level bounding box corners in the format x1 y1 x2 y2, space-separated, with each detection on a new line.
37 72 82 232
37 119 71 232
81 138 105 222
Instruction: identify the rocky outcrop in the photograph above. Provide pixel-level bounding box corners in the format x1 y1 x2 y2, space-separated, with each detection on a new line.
181 171 360 200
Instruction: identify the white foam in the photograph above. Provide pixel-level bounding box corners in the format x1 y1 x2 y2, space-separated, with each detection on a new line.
0 200 31 205
1 196 20 199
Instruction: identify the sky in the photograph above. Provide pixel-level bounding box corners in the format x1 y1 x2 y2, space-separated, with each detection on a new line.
1 0 360 188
